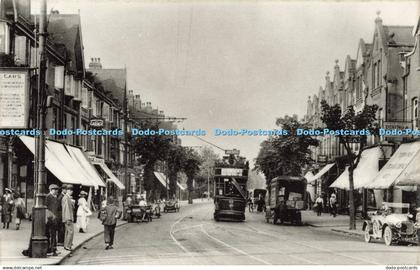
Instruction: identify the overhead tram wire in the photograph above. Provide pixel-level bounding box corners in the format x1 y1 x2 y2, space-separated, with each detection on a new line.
191 135 226 152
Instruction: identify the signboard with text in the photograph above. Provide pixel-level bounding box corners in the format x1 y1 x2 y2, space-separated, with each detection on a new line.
89 117 104 129
225 149 240 155
220 168 243 176
383 121 412 130
0 69 29 128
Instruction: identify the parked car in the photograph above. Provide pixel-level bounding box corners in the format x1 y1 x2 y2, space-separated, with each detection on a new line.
363 202 417 246
164 200 180 213
126 205 153 223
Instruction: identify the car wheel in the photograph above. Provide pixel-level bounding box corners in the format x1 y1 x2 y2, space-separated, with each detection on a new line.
364 226 372 243
383 226 394 246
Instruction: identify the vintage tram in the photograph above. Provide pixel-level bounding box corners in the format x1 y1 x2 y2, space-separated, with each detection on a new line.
213 150 249 221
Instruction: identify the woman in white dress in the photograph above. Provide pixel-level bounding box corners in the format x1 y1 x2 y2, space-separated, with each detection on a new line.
76 191 91 233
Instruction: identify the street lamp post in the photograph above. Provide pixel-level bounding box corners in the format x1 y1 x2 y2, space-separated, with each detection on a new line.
207 166 210 201
31 0 48 258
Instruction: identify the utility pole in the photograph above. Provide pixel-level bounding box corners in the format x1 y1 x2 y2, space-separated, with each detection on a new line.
207 166 210 201
31 0 48 258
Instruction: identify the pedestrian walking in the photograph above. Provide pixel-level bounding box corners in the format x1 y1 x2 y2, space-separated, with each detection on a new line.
329 193 337 217
62 184 75 251
315 195 324 216
1 188 14 229
46 184 60 256
123 195 133 220
14 192 25 230
76 191 91 233
99 196 121 250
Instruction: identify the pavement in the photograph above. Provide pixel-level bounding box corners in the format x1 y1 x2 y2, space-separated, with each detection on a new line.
62 201 420 265
0 210 128 265
301 210 364 238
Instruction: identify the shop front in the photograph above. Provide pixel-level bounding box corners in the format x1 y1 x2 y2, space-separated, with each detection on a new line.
365 141 420 210
18 136 106 215
330 145 393 212
89 156 125 206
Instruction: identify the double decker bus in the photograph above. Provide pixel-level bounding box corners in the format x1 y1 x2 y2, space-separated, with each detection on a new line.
213 150 249 221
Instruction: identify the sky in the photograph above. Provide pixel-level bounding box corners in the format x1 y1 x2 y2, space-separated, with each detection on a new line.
32 0 420 165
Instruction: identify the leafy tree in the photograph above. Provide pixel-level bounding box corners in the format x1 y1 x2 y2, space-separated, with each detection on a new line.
183 148 202 204
166 144 187 198
320 100 378 230
134 121 171 200
255 116 319 185
196 146 220 197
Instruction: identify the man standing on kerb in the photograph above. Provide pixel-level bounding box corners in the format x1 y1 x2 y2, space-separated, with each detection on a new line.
45 184 60 256
62 184 75 252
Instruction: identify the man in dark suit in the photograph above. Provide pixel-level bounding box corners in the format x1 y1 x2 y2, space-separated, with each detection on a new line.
45 184 60 256
57 185 67 246
101 196 121 250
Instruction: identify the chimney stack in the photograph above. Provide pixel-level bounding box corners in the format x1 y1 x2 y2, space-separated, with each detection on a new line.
88 57 102 69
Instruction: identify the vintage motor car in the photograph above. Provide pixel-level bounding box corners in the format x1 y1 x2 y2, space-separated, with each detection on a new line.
164 200 180 212
363 202 418 246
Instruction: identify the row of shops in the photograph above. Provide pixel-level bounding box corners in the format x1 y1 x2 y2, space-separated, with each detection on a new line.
0 133 189 217
0 135 126 215
305 140 420 213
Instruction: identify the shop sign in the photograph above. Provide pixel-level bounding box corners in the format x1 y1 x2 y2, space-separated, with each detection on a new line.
89 117 104 129
382 121 412 130
0 69 29 128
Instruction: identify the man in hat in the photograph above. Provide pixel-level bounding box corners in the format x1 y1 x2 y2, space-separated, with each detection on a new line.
62 184 74 251
45 184 60 256
1 188 14 229
57 185 67 246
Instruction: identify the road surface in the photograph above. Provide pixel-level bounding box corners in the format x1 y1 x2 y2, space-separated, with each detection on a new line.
63 201 420 265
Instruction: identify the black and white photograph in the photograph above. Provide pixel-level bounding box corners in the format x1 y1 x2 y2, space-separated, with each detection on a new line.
0 0 420 267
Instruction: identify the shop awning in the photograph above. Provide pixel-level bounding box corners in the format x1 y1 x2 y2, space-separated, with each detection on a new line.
66 146 105 189
177 182 186 191
19 136 94 187
92 160 125 190
309 163 335 183
330 147 383 190
365 141 420 189
154 171 186 191
391 145 420 186
154 171 168 189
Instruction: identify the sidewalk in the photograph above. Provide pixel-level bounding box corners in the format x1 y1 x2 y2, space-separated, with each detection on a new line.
302 210 364 238
0 213 127 265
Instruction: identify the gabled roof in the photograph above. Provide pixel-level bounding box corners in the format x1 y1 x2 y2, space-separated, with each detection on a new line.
356 39 371 68
344 55 356 73
383 25 415 46
47 14 85 78
88 68 126 106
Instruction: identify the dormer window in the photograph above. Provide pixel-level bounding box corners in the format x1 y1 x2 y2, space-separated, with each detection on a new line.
0 22 10 54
